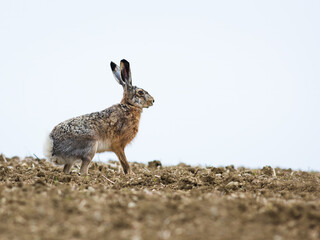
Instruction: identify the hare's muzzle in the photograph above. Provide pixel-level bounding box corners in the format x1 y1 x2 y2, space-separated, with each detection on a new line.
147 97 154 108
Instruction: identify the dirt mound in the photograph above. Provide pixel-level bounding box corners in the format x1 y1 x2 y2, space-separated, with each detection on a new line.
0 156 320 240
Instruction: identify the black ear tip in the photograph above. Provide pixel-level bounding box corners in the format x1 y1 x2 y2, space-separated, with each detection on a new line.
110 62 116 71
121 59 130 66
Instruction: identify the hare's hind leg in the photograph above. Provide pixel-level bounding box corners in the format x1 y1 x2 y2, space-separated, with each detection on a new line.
77 140 97 175
63 164 73 174
114 149 131 174
80 157 92 175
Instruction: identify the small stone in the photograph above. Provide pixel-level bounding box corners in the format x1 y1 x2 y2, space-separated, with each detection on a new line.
128 202 136 208
226 181 239 190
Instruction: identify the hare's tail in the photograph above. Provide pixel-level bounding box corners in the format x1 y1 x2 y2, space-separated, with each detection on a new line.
44 134 53 159
43 134 67 165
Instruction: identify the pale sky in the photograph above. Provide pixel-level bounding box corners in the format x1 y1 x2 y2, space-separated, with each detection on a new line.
1 0 320 170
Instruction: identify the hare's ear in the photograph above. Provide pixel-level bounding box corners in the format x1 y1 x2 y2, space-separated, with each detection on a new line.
120 59 132 86
110 61 125 87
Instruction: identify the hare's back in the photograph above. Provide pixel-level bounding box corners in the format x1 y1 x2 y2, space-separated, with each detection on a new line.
52 114 100 136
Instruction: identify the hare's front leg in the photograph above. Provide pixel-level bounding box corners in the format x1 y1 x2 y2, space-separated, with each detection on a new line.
114 149 131 174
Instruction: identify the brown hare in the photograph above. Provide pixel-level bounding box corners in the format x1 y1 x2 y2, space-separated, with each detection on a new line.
44 59 154 175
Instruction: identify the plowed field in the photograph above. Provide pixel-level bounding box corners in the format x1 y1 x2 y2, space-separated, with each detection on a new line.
0 156 319 240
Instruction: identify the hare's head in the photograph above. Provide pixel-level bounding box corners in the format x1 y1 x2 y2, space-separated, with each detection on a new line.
110 59 154 108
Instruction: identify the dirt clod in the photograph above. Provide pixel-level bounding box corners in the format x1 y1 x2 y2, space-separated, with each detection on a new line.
262 166 274 176
148 160 162 169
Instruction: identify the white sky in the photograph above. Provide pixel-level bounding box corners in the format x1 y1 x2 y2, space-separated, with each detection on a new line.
1 0 320 170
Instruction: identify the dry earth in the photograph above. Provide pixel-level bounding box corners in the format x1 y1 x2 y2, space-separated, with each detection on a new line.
0 155 320 240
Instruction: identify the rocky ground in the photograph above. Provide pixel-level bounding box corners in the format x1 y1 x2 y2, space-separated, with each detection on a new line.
0 155 319 240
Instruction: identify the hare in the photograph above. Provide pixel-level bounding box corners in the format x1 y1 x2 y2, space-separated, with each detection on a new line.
44 59 154 175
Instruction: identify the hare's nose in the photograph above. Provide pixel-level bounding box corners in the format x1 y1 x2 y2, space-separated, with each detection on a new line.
153 99 155 103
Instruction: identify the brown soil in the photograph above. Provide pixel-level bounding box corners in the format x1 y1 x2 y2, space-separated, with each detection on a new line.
0 156 320 240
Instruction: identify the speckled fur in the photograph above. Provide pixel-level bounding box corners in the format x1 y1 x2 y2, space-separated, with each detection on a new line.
45 59 154 175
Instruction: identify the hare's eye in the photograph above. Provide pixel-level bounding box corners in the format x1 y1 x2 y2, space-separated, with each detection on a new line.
138 90 144 95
